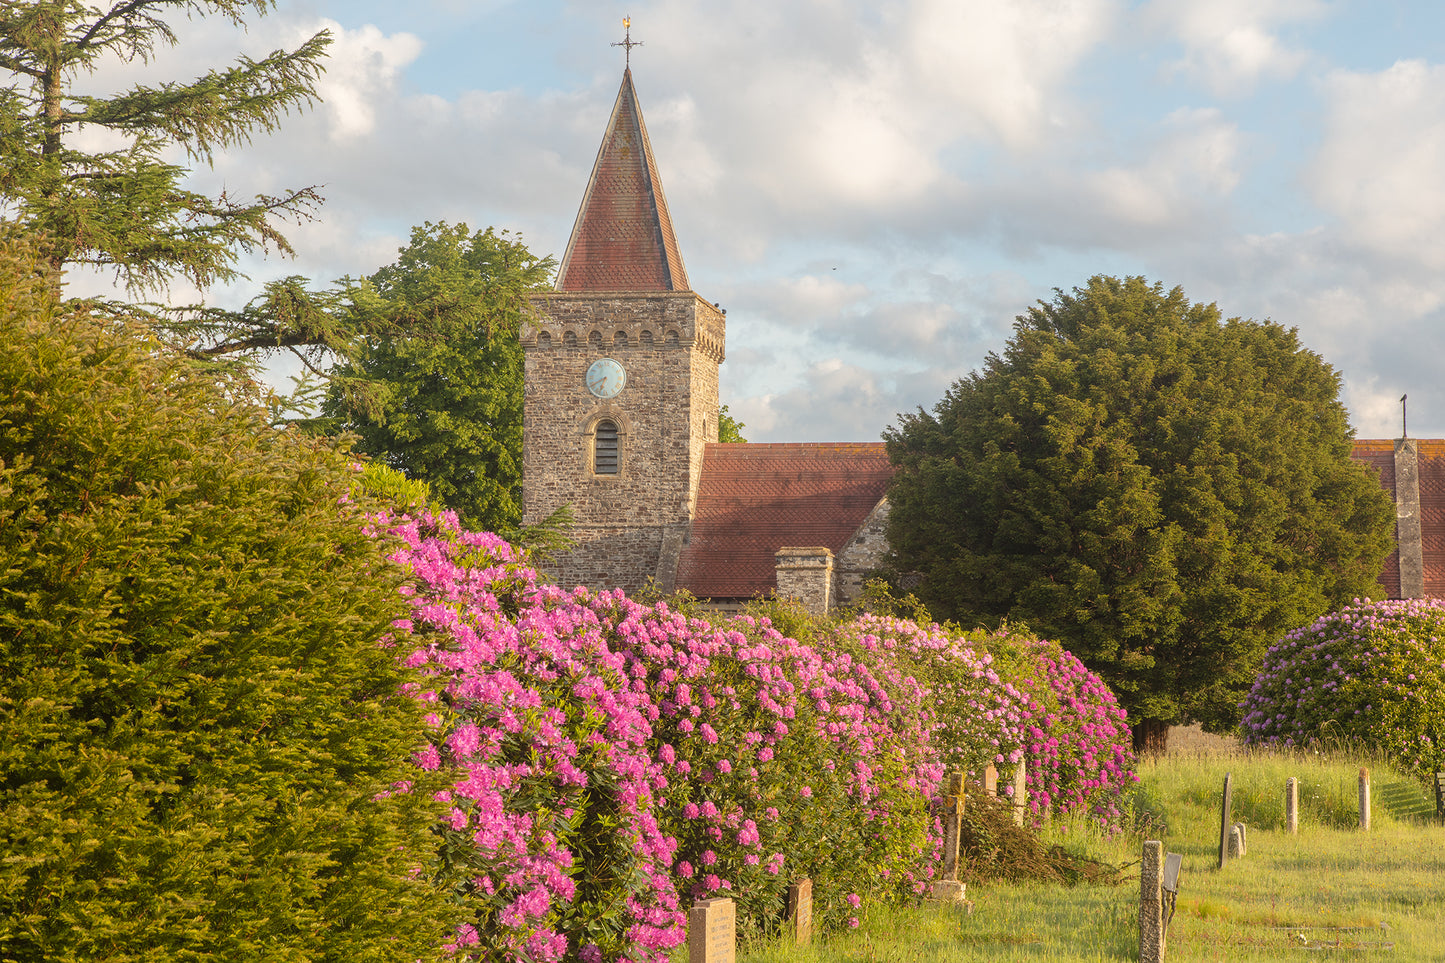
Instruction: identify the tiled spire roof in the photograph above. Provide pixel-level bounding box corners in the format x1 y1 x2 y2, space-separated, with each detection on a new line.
555 68 690 293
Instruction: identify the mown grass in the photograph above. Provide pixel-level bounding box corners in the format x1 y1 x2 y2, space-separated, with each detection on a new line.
733 747 1445 962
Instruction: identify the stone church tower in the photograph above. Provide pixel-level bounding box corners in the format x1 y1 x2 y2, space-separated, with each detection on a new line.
522 67 725 593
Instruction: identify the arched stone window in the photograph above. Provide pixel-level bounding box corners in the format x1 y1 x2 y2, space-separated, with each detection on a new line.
615 330 628 346
665 330 680 346
594 419 620 475
640 330 654 346
588 330 603 347
563 331 577 347
536 331 552 349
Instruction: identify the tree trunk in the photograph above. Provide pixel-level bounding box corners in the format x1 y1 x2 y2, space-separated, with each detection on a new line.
1132 719 1170 755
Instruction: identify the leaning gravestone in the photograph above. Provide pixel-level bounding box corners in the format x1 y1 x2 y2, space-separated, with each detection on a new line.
786 879 813 944
688 898 735 963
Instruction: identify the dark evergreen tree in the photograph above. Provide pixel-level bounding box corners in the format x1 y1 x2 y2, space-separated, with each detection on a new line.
884 275 1396 751
320 222 553 534
0 235 460 961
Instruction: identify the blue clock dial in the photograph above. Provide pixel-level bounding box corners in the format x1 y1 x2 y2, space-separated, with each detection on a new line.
585 358 627 398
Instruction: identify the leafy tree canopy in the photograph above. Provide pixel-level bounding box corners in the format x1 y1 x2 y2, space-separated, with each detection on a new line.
0 234 460 961
884 275 1396 748
718 404 747 443
319 222 554 534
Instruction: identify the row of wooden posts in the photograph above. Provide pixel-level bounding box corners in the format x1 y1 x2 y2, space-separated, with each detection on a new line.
1142 768 1445 963
685 762 1024 963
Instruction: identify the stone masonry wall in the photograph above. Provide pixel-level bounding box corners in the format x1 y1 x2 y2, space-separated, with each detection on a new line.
835 498 891 606
523 291 724 595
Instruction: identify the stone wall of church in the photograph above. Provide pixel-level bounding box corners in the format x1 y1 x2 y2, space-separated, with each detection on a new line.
523 291 724 595
836 498 891 605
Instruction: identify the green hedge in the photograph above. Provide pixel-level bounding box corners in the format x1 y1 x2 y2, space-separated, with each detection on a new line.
0 238 459 962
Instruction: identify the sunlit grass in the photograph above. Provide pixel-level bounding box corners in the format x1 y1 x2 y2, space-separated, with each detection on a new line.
732 746 1445 962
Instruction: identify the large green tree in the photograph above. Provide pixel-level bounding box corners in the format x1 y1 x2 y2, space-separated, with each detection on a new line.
320 222 553 534
884 276 1396 750
0 235 460 960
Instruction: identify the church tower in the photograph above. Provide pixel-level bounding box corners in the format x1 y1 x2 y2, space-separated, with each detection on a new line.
523 66 725 592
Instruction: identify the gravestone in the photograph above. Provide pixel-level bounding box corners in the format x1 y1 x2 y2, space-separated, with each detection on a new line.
1140 840 1165 963
1218 772 1233 869
932 771 968 902
688 898 735 963
786 879 812 944
1228 823 1246 858
982 764 998 796
1359 768 1371 831
1286 777 1298 834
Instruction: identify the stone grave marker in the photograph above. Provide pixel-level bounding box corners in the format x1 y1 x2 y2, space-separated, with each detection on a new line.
786 879 812 944
981 764 998 796
688 898 735 963
1228 822 1246 858
932 770 968 902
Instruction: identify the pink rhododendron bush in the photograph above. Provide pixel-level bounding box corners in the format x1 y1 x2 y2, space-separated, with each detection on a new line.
836 617 1136 825
1240 598 1445 777
386 512 1135 961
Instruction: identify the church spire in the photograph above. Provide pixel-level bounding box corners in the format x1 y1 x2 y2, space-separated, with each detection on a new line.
555 67 690 293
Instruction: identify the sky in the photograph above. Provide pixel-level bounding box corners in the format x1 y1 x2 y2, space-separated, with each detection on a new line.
60 0 1445 442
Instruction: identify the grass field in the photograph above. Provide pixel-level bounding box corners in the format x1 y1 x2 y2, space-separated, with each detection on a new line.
734 746 1445 961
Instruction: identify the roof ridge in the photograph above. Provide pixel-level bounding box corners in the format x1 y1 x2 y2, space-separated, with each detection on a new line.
555 68 689 293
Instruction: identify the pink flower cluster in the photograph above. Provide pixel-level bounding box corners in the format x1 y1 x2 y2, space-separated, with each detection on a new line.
379 513 1136 960
837 616 1136 826
1240 597 1445 777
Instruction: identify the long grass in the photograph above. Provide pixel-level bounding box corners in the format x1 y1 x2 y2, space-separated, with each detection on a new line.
730 746 1445 962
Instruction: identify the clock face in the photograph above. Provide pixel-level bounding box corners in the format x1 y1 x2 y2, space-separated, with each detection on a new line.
585 358 627 398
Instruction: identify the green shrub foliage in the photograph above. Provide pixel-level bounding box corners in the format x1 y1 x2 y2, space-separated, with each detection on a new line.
1241 598 1445 779
0 239 459 962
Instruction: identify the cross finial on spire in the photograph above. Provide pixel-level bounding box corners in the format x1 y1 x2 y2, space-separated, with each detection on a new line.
612 16 642 66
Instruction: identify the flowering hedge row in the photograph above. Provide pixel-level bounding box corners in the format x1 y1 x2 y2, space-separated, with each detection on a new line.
1240 597 1445 777
385 513 1134 961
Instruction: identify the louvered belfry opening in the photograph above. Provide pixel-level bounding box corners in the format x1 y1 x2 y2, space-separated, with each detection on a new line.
594 420 620 474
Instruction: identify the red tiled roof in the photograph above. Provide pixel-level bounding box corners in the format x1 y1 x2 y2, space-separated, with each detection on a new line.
675 443 894 600
1353 438 1445 598
555 68 689 293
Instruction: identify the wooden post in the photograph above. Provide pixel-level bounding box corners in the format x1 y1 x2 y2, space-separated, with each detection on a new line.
1434 773 1444 825
1140 840 1165 963
1218 772 1233 869
786 879 812 944
1011 758 1027 826
1285 777 1298 834
688 898 736 963
1358 768 1371 831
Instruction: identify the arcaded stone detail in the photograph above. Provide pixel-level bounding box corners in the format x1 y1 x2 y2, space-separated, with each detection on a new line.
523 292 724 595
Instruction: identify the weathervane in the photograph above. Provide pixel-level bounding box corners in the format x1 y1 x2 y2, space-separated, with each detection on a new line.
613 16 642 66
1402 393 1409 438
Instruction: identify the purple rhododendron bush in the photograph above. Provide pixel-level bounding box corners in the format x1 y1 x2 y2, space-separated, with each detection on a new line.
385 512 1135 961
1241 598 1445 777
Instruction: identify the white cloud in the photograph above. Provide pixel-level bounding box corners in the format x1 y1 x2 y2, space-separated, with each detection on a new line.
1142 0 1326 94
1308 59 1445 270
